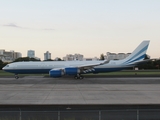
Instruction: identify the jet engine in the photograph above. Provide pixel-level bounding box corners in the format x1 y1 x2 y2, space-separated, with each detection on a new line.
65 67 80 75
49 69 64 77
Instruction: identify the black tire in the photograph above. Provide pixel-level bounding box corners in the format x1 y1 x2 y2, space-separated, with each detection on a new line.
79 76 83 79
15 76 19 79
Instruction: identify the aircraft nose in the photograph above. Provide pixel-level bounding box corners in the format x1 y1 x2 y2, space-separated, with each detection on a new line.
2 67 5 70
2 66 8 71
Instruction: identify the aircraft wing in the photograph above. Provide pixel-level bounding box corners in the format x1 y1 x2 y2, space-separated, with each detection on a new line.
64 60 110 73
133 59 154 65
75 60 109 68
63 60 110 74
51 60 109 71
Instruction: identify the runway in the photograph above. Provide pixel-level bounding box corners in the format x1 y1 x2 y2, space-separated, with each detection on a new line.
0 76 160 105
0 76 160 84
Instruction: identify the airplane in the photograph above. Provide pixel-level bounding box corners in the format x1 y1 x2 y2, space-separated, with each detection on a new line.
2 40 150 79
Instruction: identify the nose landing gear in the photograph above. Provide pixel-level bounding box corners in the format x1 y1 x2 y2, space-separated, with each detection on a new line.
15 74 19 79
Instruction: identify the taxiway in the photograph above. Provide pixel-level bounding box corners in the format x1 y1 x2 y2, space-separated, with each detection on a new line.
0 76 160 105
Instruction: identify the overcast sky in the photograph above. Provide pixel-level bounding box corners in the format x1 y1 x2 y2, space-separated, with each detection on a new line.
0 0 160 60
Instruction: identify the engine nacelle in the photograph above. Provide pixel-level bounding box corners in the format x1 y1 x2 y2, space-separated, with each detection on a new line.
65 67 80 75
49 69 64 78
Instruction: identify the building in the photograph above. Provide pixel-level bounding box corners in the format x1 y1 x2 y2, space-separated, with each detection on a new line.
44 51 51 60
34 57 41 61
0 49 22 62
27 50 35 58
105 52 131 61
63 54 83 61
83 57 99 61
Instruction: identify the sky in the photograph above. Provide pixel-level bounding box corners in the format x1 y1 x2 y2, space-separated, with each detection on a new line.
0 0 160 60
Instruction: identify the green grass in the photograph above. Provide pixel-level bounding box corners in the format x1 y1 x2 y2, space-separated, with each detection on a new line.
0 70 160 77
0 70 47 76
0 70 14 76
84 71 160 76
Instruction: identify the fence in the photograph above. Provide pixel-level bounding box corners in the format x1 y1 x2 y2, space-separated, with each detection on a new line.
0 109 160 120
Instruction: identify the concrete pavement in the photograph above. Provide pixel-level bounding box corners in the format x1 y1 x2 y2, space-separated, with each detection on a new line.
0 76 160 105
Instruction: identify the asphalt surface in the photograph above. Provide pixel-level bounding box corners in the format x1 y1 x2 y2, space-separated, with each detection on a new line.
0 76 160 105
1 76 160 84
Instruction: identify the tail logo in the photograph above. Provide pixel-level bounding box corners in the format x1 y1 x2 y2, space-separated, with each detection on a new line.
123 44 149 64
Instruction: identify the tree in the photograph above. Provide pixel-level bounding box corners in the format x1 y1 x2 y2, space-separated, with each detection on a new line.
144 54 150 60
100 54 105 60
0 60 8 70
44 59 54 61
137 59 160 69
0 60 3 70
14 57 41 62
57 58 62 61
0 60 3 64
55 58 62 61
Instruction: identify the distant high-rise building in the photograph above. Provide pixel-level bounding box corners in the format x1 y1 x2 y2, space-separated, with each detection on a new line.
44 51 51 60
0 49 22 62
63 54 83 61
83 57 99 61
27 50 35 58
105 52 131 60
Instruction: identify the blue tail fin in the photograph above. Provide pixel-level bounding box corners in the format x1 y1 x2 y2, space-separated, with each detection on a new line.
119 40 150 64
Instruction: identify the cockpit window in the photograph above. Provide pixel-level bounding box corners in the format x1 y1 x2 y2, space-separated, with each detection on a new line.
6 65 9 67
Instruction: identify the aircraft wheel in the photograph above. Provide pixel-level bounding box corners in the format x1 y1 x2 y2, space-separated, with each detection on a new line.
74 76 78 79
15 76 19 79
79 76 84 79
74 75 83 79
15 74 19 79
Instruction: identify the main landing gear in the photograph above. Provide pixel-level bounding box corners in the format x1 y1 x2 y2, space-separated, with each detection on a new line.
15 74 19 79
74 74 84 79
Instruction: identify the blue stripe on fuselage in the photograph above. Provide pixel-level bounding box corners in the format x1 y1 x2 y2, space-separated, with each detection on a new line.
5 67 130 74
4 69 51 74
126 54 145 64
123 45 148 64
4 67 132 75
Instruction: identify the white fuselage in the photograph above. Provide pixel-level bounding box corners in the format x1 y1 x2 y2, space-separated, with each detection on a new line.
2 60 133 74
